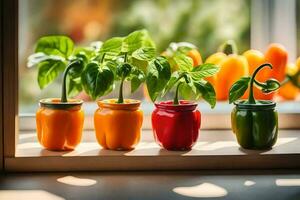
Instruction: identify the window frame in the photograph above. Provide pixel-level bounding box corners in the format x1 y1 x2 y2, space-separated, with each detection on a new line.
0 0 3 171
1 0 300 172
2 0 19 170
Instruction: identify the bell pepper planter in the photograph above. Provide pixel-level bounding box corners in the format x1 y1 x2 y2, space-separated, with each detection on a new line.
229 63 281 150
28 35 91 151
147 44 219 150
231 100 278 149
36 98 84 150
152 100 200 150
35 60 85 151
80 30 157 150
94 99 143 150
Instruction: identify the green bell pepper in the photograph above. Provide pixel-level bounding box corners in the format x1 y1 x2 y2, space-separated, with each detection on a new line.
229 63 281 150
231 101 278 149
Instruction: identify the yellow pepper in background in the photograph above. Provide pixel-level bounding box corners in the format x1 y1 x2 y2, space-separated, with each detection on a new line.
205 40 248 100
278 62 300 100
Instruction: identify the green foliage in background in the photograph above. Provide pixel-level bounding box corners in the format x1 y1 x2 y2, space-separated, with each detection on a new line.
111 0 250 59
20 0 250 112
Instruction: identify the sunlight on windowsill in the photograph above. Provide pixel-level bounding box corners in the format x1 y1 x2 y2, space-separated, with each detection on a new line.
0 190 65 200
244 180 256 186
57 176 97 187
16 130 300 157
173 183 228 198
276 179 300 186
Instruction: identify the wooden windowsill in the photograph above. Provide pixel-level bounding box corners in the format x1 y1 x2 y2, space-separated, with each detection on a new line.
5 130 300 172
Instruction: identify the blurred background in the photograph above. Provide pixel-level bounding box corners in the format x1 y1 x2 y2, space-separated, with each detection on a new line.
19 0 299 114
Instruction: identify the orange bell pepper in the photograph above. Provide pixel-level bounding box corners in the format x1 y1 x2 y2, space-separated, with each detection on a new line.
187 49 203 66
94 99 143 150
278 63 300 100
36 98 84 151
242 49 274 99
265 43 288 82
242 44 288 100
205 40 248 100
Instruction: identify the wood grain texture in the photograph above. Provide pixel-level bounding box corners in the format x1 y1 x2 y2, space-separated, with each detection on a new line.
5 130 300 172
0 0 3 171
3 0 18 158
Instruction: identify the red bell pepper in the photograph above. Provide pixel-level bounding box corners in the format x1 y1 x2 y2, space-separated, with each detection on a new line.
152 100 201 150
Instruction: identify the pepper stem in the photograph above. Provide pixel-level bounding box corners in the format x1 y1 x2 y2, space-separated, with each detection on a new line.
117 78 125 103
100 53 106 63
117 53 128 104
248 63 273 104
61 61 80 103
173 82 182 105
218 40 238 55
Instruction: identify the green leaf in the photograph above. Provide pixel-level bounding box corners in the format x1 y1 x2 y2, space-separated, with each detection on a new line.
132 47 156 61
194 80 217 108
263 79 281 93
81 62 114 100
73 47 96 60
35 36 74 58
121 29 155 53
131 57 148 74
37 60 66 89
173 53 193 72
129 69 145 93
178 74 197 100
105 60 119 76
67 76 82 97
66 60 85 96
146 56 171 101
100 37 123 55
255 78 281 93
27 52 65 68
190 63 220 80
179 81 199 100
68 60 84 77
116 63 132 79
229 77 251 104
161 71 180 97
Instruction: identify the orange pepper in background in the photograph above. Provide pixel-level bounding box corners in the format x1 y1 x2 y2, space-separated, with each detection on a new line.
94 99 143 150
205 41 248 100
242 49 275 100
187 49 203 66
252 43 288 100
278 63 300 100
36 99 84 151
265 43 288 82
158 42 293 102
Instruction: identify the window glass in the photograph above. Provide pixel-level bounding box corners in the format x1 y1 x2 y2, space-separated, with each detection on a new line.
19 0 251 114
